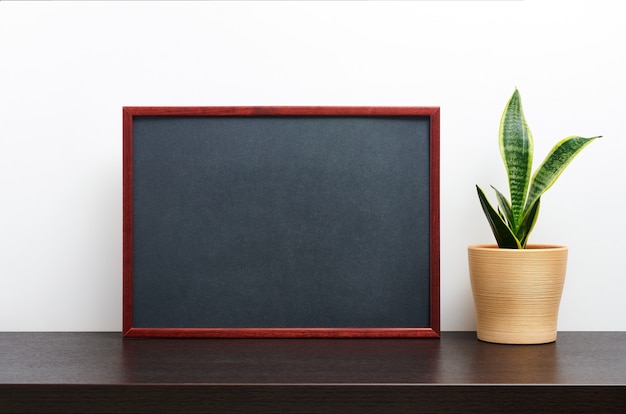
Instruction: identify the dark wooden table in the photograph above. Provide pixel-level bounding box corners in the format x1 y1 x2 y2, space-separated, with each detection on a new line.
1 331 624 413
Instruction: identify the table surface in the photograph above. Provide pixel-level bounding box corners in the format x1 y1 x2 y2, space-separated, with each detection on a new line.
2 331 625 385
1 331 625 413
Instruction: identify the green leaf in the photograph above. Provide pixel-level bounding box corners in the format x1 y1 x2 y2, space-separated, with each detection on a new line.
525 135 601 211
499 89 533 232
491 185 513 227
517 198 541 248
477 185 521 249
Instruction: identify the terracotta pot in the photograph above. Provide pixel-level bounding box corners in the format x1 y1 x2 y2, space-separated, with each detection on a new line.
468 244 568 344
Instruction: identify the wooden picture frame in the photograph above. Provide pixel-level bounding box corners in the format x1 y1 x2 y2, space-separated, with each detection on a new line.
123 106 440 338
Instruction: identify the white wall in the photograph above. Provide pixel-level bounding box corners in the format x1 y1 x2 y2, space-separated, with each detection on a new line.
1 0 624 332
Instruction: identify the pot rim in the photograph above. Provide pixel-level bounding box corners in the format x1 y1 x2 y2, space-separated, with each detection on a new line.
468 243 568 251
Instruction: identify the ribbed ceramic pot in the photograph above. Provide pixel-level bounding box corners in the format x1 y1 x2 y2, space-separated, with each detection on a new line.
468 244 568 345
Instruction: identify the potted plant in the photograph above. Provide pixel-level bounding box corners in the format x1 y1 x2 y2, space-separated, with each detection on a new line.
469 88 601 344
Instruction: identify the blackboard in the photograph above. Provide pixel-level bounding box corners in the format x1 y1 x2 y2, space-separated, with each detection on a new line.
123 106 440 338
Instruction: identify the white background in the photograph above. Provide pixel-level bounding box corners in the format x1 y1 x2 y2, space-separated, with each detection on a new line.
1 0 624 332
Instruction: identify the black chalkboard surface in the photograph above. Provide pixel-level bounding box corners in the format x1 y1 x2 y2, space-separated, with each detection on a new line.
123 107 439 338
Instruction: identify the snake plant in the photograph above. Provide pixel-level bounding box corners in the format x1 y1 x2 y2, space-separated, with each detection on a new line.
477 89 601 249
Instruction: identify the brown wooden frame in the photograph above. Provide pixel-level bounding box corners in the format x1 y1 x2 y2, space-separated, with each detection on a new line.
123 106 440 338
